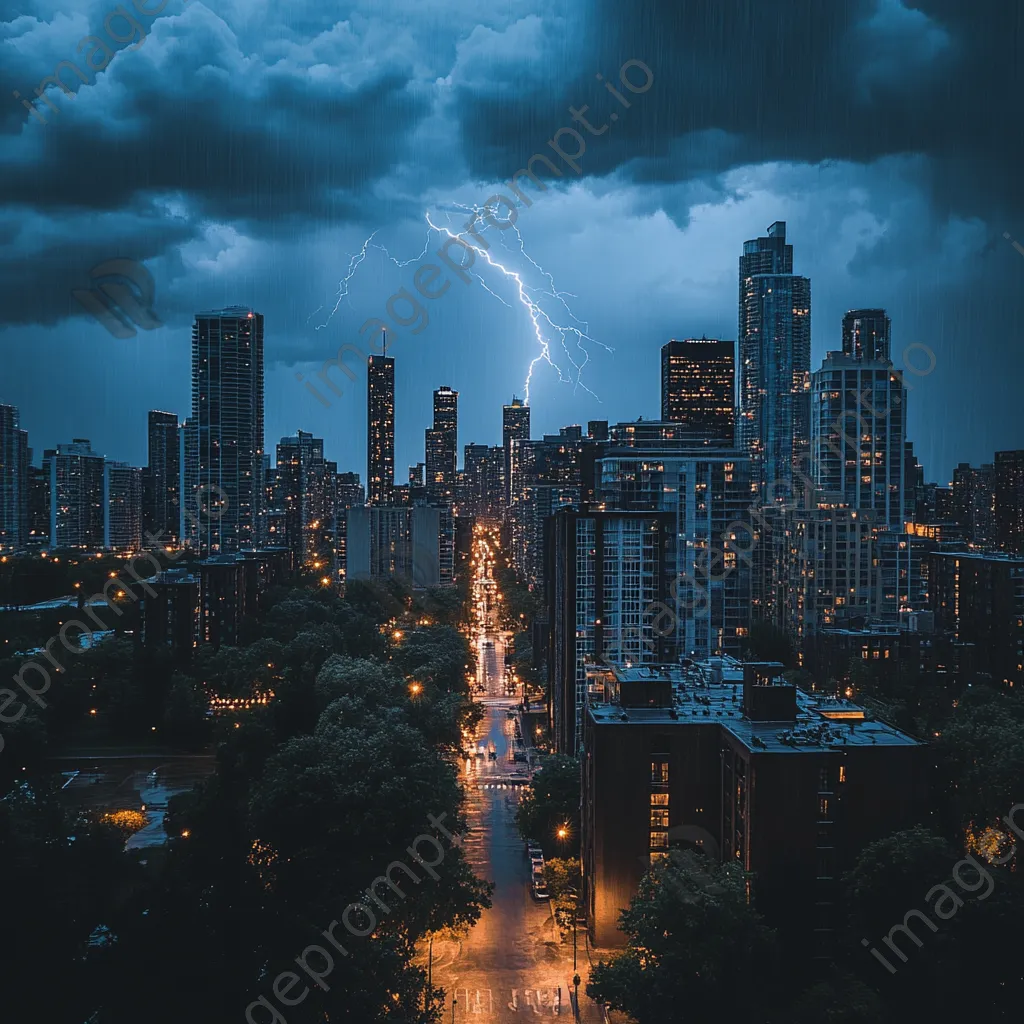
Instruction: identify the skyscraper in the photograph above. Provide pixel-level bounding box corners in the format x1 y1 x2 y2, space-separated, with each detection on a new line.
842 309 891 362
995 450 1024 554
426 386 458 504
45 439 105 549
811 349 908 529
104 461 143 551
738 222 811 492
143 410 180 546
367 350 395 506
502 396 530 508
0 404 29 552
275 430 329 568
189 307 265 555
462 443 505 519
660 338 736 441
334 471 365 583
952 461 996 547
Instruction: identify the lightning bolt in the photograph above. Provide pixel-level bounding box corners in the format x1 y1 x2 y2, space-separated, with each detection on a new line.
428 204 610 402
311 206 609 402
311 230 379 330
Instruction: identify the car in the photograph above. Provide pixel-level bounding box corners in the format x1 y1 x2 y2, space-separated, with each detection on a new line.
482 639 494 648
531 880 550 901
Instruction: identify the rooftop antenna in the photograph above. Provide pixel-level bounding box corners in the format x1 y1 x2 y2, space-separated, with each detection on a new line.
382 328 387 357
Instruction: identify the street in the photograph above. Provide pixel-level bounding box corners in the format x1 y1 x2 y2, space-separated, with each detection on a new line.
423 525 606 1021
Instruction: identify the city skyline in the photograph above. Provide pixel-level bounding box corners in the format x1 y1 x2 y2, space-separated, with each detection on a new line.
2 4 1022 485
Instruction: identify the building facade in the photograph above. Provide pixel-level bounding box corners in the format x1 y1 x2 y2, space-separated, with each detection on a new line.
104 461 142 551
426 386 458 505
594 422 754 660
143 410 180 547
189 307 265 555
660 338 735 442
995 450 1024 554
0 404 29 552
45 440 105 549
582 658 923 951
929 550 1024 688
738 222 811 494
547 509 673 754
502 396 530 508
367 354 396 506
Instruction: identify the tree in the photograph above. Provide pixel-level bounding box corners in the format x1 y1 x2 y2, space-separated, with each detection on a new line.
515 755 580 857
931 686 1024 838
587 850 779 1023
840 825 1024 1021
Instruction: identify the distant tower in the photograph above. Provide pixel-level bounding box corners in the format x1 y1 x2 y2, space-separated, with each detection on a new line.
0 404 29 552
502 396 531 507
367 334 395 506
144 410 180 545
660 338 736 442
426 386 458 504
738 222 811 492
189 306 265 554
842 309 891 362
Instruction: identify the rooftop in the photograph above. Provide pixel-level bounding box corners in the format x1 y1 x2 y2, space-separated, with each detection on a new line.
585 657 919 752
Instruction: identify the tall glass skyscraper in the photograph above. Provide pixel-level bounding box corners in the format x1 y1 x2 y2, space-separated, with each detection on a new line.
367 352 395 505
738 222 811 492
188 306 265 555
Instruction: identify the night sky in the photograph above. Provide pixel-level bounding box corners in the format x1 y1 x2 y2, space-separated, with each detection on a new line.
2 0 1022 481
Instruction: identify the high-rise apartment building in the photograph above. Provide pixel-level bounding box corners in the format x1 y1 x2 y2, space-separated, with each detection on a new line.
345 505 453 587
547 509 673 754
45 439 106 549
510 427 584 586
0 404 29 552
426 386 458 505
811 349 908 529
593 421 753 660
189 307 265 555
334 471 364 583
841 308 891 362
143 410 180 547
952 461 996 548
660 338 736 442
462 444 505 519
930 551 1024 688
367 352 395 506
738 222 811 493
995 450 1024 554
275 430 330 568
502 396 530 507
27 465 49 547
104 461 142 551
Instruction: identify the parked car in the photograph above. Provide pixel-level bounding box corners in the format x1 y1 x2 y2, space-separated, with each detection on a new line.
531 879 550 900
